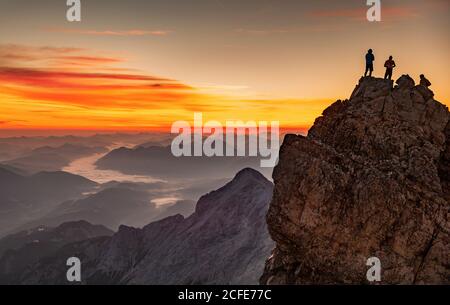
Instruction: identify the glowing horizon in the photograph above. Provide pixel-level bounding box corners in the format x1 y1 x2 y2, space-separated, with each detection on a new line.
0 0 448 135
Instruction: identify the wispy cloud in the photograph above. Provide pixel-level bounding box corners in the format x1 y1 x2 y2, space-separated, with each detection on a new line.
235 28 296 35
0 44 196 114
0 65 194 109
45 28 172 36
0 67 171 82
0 44 314 130
235 24 345 35
57 56 124 65
0 45 83 60
309 6 419 20
0 44 127 68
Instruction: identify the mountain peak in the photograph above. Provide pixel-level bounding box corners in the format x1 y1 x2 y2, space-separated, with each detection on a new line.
56 220 112 234
233 167 268 183
262 74 449 285
350 74 435 104
194 168 272 215
308 74 448 162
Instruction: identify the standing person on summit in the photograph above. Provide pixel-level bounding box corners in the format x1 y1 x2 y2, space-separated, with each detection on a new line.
364 49 375 77
384 56 396 80
420 74 431 88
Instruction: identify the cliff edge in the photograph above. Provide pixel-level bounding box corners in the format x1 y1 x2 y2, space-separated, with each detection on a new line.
261 75 449 284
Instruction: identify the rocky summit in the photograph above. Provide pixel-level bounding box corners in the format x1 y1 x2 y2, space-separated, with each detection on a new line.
261 75 449 284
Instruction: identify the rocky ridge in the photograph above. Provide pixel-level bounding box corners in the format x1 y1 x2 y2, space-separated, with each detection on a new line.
261 75 449 284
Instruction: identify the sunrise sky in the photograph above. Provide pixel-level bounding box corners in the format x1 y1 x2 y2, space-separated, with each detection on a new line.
0 0 449 135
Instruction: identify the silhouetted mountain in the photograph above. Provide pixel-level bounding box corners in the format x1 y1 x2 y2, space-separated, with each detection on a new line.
0 168 97 236
0 220 113 257
154 200 196 220
15 168 274 284
95 145 273 181
0 221 113 283
0 133 174 163
0 142 33 163
5 144 107 173
17 182 198 232
0 164 28 176
19 187 157 232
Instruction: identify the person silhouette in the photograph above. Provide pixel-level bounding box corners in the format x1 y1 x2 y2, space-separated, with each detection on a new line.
365 49 375 77
420 74 431 88
384 56 396 80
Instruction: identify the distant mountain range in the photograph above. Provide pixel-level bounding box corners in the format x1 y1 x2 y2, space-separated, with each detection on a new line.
6 168 274 285
95 145 273 181
0 168 97 236
4 144 107 173
0 167 213 237
0 221 113 283
0 132 173 163
17 186 196 232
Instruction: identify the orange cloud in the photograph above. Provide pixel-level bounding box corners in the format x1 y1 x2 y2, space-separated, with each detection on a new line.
0 44 83 58
0 45 200 126
0 67 176 83
0 66 195 110
0 44 103 68
0 44 321 131
56 56 124 65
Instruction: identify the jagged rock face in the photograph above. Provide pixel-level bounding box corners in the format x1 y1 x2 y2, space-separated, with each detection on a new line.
261 76 449 284
16 168 274 285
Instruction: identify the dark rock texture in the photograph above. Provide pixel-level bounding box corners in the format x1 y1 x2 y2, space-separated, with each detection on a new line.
261 75 449 284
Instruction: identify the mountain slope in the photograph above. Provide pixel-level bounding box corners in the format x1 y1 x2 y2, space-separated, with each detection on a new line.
261 75 449 284
0 169 96 208
0 169 97 236
0 221 113 283
18 187 159 232
0 220 113 257
16 168 274 285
